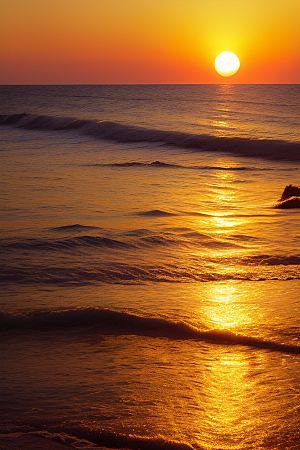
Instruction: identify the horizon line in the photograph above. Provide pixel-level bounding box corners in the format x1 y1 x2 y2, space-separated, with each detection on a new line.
1 82 299 86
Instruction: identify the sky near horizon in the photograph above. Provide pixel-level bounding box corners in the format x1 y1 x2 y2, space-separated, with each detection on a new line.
0 0 299 84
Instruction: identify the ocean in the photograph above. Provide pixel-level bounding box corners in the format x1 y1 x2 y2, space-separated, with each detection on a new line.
0 84 299 450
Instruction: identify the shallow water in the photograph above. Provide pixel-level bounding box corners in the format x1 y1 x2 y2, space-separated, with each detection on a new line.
0 85 299 450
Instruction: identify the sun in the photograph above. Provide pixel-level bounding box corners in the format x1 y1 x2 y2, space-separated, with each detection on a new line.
215 52 240 77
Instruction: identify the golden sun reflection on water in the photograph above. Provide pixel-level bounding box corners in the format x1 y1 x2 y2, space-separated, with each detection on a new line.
198 348 256 449
208 168 238 209
215 119 229 129
202 283 252 330
192 280 292 450
206 165 251 234
212 215 242 230
194 282 265 448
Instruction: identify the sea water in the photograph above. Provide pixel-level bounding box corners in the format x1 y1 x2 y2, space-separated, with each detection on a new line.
0 85 299 450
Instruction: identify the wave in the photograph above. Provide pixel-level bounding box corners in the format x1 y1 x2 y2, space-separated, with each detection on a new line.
86 160 272 171
4 232 300 258
1 113 299 161
106 160 178 168
137 209 178 217
3 429 196 450
0 263 235 285
1 307 299 354
1 242 299 285
0 235 135 252
0 229 245 253
241 255 300 266
135 210 217 218
48 428 196 450
1 261 298 285
50 224 100 232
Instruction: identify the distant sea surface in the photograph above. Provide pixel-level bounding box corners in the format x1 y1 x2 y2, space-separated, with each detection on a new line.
0 85 299 450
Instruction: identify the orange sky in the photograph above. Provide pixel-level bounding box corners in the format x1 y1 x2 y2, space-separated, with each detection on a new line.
0 0 299 84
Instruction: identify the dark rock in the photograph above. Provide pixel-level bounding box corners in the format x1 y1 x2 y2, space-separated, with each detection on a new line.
275 197 300 209
274 185 300 209
280 184 300 201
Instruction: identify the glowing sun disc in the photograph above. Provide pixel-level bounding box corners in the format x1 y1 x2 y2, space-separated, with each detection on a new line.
215 52 240 77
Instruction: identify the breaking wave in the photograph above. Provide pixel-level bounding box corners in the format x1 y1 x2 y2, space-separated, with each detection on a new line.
1 307 299 354
1 113 299 161
3 429 196 450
